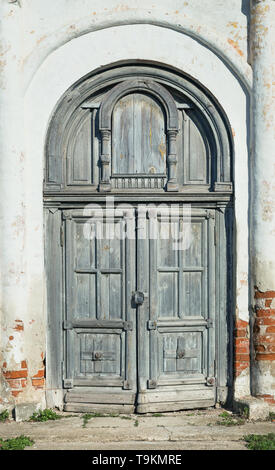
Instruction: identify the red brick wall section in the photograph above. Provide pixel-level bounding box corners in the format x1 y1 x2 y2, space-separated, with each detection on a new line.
2 360 28 397
31 353 46 389
254 288 275 404
234 318 250 377
2 353 46 397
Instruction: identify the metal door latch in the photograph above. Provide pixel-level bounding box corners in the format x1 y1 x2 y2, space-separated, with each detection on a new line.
132 291 148 306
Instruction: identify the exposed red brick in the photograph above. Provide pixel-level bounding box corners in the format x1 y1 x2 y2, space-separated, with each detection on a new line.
235 353 250 362
266 326 275 333
256 353 275 361
31 378 45 389
255 289 275 299
256 309 275 317
21 360 27 369
32 369 45 379
256 317 275 326
234 318 250 377
11 391 22 397
9 336 14 341
235 362 249 377
21 379 27 388
6 379 22 389
2 362 7 368
255 334 275 344
3 370 28 379
235 319 248 330
235 329 247 338
257 394 275 405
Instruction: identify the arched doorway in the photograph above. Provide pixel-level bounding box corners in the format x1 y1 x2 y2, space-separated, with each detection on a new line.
44 63 234 413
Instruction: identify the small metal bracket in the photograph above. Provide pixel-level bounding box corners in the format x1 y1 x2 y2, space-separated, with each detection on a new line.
63 379 73 389
206 377 216 387
147 379 157 389
147 320 157 330
63 321 73 330
123 321 133 331
62 211 72 220
176 350 185 359
206 211 215 220
93 351 103 361
123 380 132 390
206 319 214 329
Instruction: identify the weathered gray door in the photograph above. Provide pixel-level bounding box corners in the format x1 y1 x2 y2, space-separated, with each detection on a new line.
136 207 216 413
63 206 216 413
63 208 137 413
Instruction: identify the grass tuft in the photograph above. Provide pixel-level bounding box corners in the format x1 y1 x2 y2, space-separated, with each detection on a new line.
216 411 245 427
29 409 62 422
244 433 275 450
0 435 34 450
0 410 9 423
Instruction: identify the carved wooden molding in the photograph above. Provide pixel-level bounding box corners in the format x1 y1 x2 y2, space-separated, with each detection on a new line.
45 64 233 195
97 79 180 192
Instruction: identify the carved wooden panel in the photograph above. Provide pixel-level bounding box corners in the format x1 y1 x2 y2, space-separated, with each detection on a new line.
112 93 167 176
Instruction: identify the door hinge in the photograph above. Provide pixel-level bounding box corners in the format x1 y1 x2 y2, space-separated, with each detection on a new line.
63 378 73 389
123 380 132 390
206 377 216 387
147 320 157 330
60 225 64 247
147 379 157 389
123 321 133 331
214 225 217 246
63 320 73 330
206 318 214 328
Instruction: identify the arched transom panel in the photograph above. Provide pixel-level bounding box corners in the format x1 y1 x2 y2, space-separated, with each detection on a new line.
45 64 233 195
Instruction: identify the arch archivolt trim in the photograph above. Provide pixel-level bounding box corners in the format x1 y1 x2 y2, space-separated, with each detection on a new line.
99 79 179 131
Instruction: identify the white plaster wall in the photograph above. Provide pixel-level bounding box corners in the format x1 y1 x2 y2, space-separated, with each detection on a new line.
0 0 251 407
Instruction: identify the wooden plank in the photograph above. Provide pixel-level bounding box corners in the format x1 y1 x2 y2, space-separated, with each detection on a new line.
65 320 126 329
73 378 123 387
65 392 136 404
64 403 135 414
157 377 207 386
136 400 215 414
137 388 214 404
45 209 63 390
112 93 166 176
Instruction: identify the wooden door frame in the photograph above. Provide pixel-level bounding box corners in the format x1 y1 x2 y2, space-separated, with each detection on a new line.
44 62 234 410
44 198 234 410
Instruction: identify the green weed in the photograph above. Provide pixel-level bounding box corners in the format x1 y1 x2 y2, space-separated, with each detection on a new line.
216 411 245 426
29 408 62 422
0 435 34 450
244 433 275 450
0 410 9 423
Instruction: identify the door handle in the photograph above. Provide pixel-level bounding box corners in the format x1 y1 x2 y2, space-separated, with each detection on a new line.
132 291 148 306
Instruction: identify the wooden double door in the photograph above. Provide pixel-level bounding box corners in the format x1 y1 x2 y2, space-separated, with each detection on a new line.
63 205 216 413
